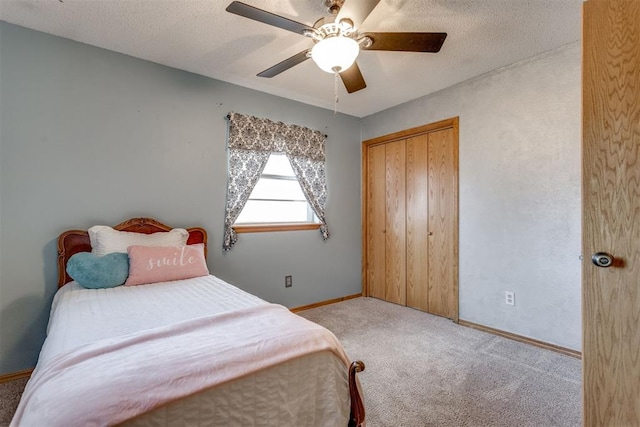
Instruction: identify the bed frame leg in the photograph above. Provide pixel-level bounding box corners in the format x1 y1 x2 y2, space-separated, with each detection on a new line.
348 360 365 427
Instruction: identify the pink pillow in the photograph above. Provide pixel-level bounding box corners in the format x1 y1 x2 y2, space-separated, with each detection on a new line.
125 244 209 286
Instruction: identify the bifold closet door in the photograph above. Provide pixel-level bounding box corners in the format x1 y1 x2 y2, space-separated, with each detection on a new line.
427 128 457 319
405 129 457 318
364 118 458 320
384 140 406 305
406 134 430 311
365 139 407 306
366 143 386 301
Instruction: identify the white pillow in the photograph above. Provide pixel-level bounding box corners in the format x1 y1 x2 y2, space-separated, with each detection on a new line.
88 225 189 256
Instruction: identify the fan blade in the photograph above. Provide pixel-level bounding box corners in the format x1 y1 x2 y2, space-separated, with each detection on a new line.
336 0 382 28
340 62 367 93
361 32 447 52
257 50 311 78
226 1 314 36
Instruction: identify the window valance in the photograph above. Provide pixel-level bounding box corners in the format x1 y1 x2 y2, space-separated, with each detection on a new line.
227 112 326 161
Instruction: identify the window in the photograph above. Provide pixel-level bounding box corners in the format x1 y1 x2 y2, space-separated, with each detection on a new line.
233 153 320 232
223 112 329 250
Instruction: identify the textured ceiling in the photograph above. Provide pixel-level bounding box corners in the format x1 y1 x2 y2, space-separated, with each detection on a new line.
0 0 583 117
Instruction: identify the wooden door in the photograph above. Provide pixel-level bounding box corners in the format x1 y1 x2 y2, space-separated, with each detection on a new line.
582 0 640 425
427 129 458 320
385 140 406 305
406 134 430 311
366 143 386 301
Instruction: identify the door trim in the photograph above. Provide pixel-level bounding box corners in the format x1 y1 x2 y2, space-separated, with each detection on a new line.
361 117 459 321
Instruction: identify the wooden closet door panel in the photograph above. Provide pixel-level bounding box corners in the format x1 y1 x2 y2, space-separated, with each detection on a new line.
406 134 430 311
385 140 407 305
367 144 387 300
427 129 458 319
583 0 640 424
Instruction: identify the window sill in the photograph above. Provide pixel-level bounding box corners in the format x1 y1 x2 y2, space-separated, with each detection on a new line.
233 223 321 234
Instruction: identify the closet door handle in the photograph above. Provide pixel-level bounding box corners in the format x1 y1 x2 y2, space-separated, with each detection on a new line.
428 231 433 236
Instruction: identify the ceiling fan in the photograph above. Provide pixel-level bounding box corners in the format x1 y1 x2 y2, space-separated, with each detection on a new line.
226 0 447 94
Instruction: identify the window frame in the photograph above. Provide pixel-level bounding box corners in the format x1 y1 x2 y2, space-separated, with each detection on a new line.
233 223 321 234
232 153 321 234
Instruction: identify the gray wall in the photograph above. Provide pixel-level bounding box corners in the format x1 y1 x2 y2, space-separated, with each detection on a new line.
361 43 582 351
0 22 362 374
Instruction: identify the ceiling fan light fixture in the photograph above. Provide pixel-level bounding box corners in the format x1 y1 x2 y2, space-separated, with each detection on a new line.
311 36 359 73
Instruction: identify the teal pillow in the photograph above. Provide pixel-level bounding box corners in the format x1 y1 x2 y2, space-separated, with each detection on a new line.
67 252 129 289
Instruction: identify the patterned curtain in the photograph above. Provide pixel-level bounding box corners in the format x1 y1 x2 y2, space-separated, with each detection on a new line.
287 155 329 240
222 149 270 250
222 112 330 250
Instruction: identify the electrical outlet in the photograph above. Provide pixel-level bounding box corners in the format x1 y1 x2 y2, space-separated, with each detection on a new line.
505 291 515 306
285 275 292 288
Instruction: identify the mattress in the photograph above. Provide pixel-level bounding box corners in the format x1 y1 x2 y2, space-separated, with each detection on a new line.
13 276 351 426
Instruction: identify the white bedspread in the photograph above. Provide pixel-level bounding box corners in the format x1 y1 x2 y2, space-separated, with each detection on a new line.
39 275 266 365
12 276 353 427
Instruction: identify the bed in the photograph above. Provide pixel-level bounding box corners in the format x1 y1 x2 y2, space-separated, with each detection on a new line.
11 217 365 427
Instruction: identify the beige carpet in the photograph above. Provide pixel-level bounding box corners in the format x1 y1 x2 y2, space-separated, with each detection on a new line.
0 377 27 426
0 297 581 427
297 297 581 427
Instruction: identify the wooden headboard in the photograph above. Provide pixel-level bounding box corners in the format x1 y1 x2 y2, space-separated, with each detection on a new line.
57 217 207 288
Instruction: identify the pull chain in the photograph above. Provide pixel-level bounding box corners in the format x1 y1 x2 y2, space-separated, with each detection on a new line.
333 68 339 117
